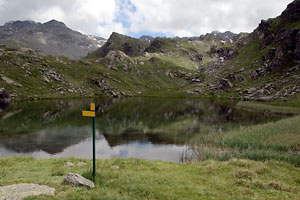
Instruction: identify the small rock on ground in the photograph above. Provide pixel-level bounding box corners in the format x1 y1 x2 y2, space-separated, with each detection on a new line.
77 162 86 166
0 183 55 200
64 162 74 167
64 173 95 189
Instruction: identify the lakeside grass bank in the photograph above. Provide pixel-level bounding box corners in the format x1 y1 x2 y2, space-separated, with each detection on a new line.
0 157 300 199
192 113 300 166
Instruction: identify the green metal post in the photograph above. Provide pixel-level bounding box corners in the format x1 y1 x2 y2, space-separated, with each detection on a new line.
92 117 96 181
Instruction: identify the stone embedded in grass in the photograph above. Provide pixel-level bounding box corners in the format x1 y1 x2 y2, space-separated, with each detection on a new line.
64 162 74 167
64 173 95 189
77 162 87 166
0 183 55 200
111 165 120 169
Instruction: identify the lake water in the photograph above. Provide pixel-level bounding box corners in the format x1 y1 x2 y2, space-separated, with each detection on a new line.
0 97 283 162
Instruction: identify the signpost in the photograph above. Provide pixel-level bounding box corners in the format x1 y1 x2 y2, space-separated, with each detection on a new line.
82 103 96 181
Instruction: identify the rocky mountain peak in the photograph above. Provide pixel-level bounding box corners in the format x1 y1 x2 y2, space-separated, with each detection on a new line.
43 19 67 28
3 20 39 28
200 31 238 43
139 35 154 42
87 32 148 58
0 19 106 59
281 0 300 22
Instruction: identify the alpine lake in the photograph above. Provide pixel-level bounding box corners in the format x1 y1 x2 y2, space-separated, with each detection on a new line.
0 97 285 163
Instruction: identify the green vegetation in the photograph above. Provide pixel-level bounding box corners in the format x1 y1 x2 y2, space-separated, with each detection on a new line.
236 101 300 115
193 114 300 166
0 46 200 99
87 32 148 58
0 157 299 199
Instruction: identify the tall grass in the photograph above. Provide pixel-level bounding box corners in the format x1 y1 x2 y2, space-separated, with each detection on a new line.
192 115 300 166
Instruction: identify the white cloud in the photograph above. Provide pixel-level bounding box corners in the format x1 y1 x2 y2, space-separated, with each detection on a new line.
0 0 295 38
127 0 293 37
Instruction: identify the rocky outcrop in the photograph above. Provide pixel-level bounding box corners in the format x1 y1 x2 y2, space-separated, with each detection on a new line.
251 0 300 71
91 78 122 98
145 37 177 53
280 0 300 22
219 78 233 90
209 46 237 60
139 35 154 42
199 31 238 43
88 32 148 58
64 173 95 189
0 88 11 102
103 50 134 65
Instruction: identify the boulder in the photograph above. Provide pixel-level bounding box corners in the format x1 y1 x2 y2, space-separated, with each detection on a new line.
247 87 257 94
185 90 195 95
259 96 274 102
0 88 11 102
250 70 258 79
0 184 55 200
64 173 95 189
105 50 133 64
220 78 233 89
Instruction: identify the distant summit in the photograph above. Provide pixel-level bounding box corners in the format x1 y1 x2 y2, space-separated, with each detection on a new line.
139 35 154 42
87 32 148 58
200 31 238 43
0 19 106 59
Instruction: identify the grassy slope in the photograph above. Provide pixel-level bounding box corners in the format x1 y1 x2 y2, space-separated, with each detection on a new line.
0 46 201 99
0 157 299 200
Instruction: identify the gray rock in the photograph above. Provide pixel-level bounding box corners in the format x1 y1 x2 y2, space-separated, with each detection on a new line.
0 183 55 200
0 88 11 103
220 78 233 88
64 173 95 189
256 89 265 95
110 91 119 98
77 162 87 167
250 70 258 79
169 72 175 79
108 66 118 71
247 87 257 94
264 83 274 89
185 90 195 95
123 66 129 72
65 162 74 167
259 96 274 102
194 88 203 94
191 79 201 83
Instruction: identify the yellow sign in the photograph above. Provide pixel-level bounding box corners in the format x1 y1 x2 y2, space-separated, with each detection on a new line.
82 103 96 117
90 103 95 111
82 111 95 117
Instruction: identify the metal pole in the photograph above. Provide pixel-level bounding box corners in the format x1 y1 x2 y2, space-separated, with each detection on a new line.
93 117 96 181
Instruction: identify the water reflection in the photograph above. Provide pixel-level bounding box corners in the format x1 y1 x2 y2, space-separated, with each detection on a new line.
0 101 10 111
0 97 283 162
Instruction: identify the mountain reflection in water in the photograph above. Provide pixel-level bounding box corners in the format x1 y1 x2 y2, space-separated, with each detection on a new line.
0 97 283 162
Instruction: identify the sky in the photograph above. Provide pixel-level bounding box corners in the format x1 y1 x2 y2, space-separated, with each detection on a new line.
0 0 294 38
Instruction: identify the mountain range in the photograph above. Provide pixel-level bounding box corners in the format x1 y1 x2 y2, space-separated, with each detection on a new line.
0 19 106 59
0 0 299 103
